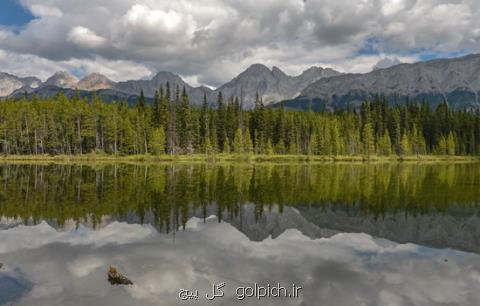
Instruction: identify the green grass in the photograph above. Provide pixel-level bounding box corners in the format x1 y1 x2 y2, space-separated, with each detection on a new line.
0 153 479 165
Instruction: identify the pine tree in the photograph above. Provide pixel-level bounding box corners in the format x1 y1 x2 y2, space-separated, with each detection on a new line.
362 122 375 156
437 135 447 155
379 130 392 156
200 93 209 149
159 89 169 130
138 89 146 111
309 132 318 155
265 139 274 155
233 128 244 154
223 136 231 153
244 128 253 154
152 90 161 128
151 127 166 155
411 125 426 155
179 86 191 153
330 120 342 155
205 136 213 155
447 132 456 155
216 92 226 151
400 133 412 156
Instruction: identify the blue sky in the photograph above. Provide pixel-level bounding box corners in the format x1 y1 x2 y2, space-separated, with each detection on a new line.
0 0 34 27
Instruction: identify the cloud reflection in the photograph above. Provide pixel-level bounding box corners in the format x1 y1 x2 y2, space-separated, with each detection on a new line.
0 217 479 306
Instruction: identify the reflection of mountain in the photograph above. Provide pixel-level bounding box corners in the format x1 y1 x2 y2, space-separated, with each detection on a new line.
195 204 338 241
106 204 337 241
296 204 480 253
4 203 480 254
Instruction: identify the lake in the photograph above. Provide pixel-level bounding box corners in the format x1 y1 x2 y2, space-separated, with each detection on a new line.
1 162 480 305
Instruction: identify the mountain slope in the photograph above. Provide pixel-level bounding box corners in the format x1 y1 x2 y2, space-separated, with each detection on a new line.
113 71 212 103
77 73 114 91
288 54 480 111
213 64 341 108
0 73 41 97
43 71 78 88
9 86 146 106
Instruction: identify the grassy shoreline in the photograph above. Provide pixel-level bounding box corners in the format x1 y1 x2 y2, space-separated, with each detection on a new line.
0 153 479 164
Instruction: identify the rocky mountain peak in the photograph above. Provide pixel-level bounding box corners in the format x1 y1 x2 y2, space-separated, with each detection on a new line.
77 73 113 91
44 71 78 88
214 63 341 108
0 72 42 97
243 63 271 75
272 66 287 78
291 53 480 111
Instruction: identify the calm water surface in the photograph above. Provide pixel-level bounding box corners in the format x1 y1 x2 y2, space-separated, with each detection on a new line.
1 163 480 306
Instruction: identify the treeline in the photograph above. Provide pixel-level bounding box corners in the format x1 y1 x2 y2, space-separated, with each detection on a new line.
1 84 480 156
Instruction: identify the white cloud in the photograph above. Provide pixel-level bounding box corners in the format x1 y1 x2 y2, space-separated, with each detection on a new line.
0 221 155 253
382 0 407 16
68 26 106 49
68 257 105 277
29 4 63 17
124 5 184 33
316 54 417 74
0 49 152 81
1 0 479 86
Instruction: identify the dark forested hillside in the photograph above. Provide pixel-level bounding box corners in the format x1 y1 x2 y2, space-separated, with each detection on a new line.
1 84 480 156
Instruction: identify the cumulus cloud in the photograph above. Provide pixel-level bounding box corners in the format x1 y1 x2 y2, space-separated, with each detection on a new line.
0 50 152 81
68 26 106 49
29 4 63 17
0 0 479 86
373 57 404 70
0 221 155 253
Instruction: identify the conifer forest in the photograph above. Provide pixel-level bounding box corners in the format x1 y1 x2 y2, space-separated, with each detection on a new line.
1 83 479 157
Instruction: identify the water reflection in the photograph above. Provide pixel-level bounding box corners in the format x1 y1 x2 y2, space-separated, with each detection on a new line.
1 163 480 252
1 216 480 306
1 163 480 305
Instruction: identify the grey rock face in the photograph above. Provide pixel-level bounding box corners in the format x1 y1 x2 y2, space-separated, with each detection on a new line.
297 204 480 254
113 71 212 103
0 73 41 97
295 54 480 110
44 71 78 88
213 64 341 108
77 73 114 91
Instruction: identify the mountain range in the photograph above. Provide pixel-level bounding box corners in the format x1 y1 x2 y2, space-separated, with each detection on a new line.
285 53 480 111
1 65 341 108
2 53 480 110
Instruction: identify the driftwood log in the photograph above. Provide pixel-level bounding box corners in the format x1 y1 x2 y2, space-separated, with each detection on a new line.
107 266 133 285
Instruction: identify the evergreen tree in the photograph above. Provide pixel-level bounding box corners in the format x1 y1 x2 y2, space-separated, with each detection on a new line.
152 90 161 128
138 89 146 111
233 128 244 154
379 130 392 156
362 122 375 156
447 132 456 155
400 133 412 156
265 139 274 155
437 135 447 155
216 92 226 151
151 127 166 155
244 128 254 154
178 86 192 153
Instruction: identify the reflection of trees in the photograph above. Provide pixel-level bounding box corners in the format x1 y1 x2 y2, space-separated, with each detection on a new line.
0 163 479 231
